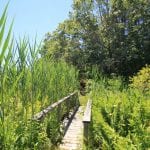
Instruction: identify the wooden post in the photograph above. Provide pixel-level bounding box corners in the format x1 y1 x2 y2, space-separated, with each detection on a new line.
83 122 89 145
83 99 92 147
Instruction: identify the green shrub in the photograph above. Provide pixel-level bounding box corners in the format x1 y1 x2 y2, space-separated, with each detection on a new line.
130 65 150 93
91 78 150 149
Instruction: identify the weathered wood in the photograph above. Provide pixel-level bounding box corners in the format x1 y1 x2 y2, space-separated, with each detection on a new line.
33 91 78 121
83 99 92 146
83 122 89 146
83 99 92 122
59 106 84 150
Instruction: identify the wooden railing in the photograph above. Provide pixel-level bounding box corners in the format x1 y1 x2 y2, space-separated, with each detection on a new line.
33 91 79 122
83 99 92 145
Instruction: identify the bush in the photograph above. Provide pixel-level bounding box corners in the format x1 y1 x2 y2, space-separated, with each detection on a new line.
130 65 150 93
90 78 150 149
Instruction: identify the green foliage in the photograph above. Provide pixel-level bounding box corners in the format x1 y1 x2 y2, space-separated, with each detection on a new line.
99 0 150 76
90 77 150 149
14 121 50 150
0 4 13 149
0 43 78 149
0 6 79 148
130 65 150 93
1 1 150 149
42 0 150 76
0 38 78 149
42 0 101 73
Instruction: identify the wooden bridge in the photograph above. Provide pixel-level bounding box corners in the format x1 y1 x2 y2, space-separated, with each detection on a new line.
33 91 92 150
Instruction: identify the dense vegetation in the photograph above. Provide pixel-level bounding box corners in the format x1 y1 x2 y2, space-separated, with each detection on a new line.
0 5 78 149
42 0 150 76
90 75 150 149
0 0 150 149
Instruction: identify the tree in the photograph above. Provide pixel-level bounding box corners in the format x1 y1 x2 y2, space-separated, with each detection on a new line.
91 0 150 75
42 0 150 77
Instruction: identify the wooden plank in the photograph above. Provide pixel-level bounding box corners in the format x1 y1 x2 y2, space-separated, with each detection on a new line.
83 99 92 123
33 91 78 121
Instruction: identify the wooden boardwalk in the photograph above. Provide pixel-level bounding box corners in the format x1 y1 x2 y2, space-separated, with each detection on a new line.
33 92 92 150
59 106 84 150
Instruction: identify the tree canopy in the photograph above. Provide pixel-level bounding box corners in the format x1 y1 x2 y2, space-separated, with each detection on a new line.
42 0 150 77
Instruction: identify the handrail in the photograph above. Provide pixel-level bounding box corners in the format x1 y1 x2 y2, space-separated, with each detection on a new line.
33 91 78 121
83 99 92 122
83 99 92 145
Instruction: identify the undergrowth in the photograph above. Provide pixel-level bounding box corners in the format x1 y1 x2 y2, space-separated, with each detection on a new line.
90 76 150 150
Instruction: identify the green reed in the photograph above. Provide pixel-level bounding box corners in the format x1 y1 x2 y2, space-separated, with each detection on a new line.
0 5 78 149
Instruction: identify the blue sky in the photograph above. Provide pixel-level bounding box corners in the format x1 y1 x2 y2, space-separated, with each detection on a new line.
0 0 73 42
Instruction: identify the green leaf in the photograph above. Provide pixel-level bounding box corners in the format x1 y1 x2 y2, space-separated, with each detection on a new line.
0 20 13 64
0 17 6 48
4 38 13 69
0 3 8 27
9 70 24 95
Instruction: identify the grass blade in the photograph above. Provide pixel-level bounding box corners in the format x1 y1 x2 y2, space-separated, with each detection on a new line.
0 17 6 48
0 21 13 64
0 3 8 27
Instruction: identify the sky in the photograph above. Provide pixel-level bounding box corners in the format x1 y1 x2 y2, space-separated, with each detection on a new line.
0 0 73 42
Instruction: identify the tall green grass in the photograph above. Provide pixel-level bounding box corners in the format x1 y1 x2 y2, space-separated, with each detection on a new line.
0 5 78 149
90 75 150 150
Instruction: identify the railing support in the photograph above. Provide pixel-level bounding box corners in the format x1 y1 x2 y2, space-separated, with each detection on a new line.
83 99 92 147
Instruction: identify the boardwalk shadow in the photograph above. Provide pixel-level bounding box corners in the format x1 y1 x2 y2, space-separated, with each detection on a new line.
63 106 79 136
